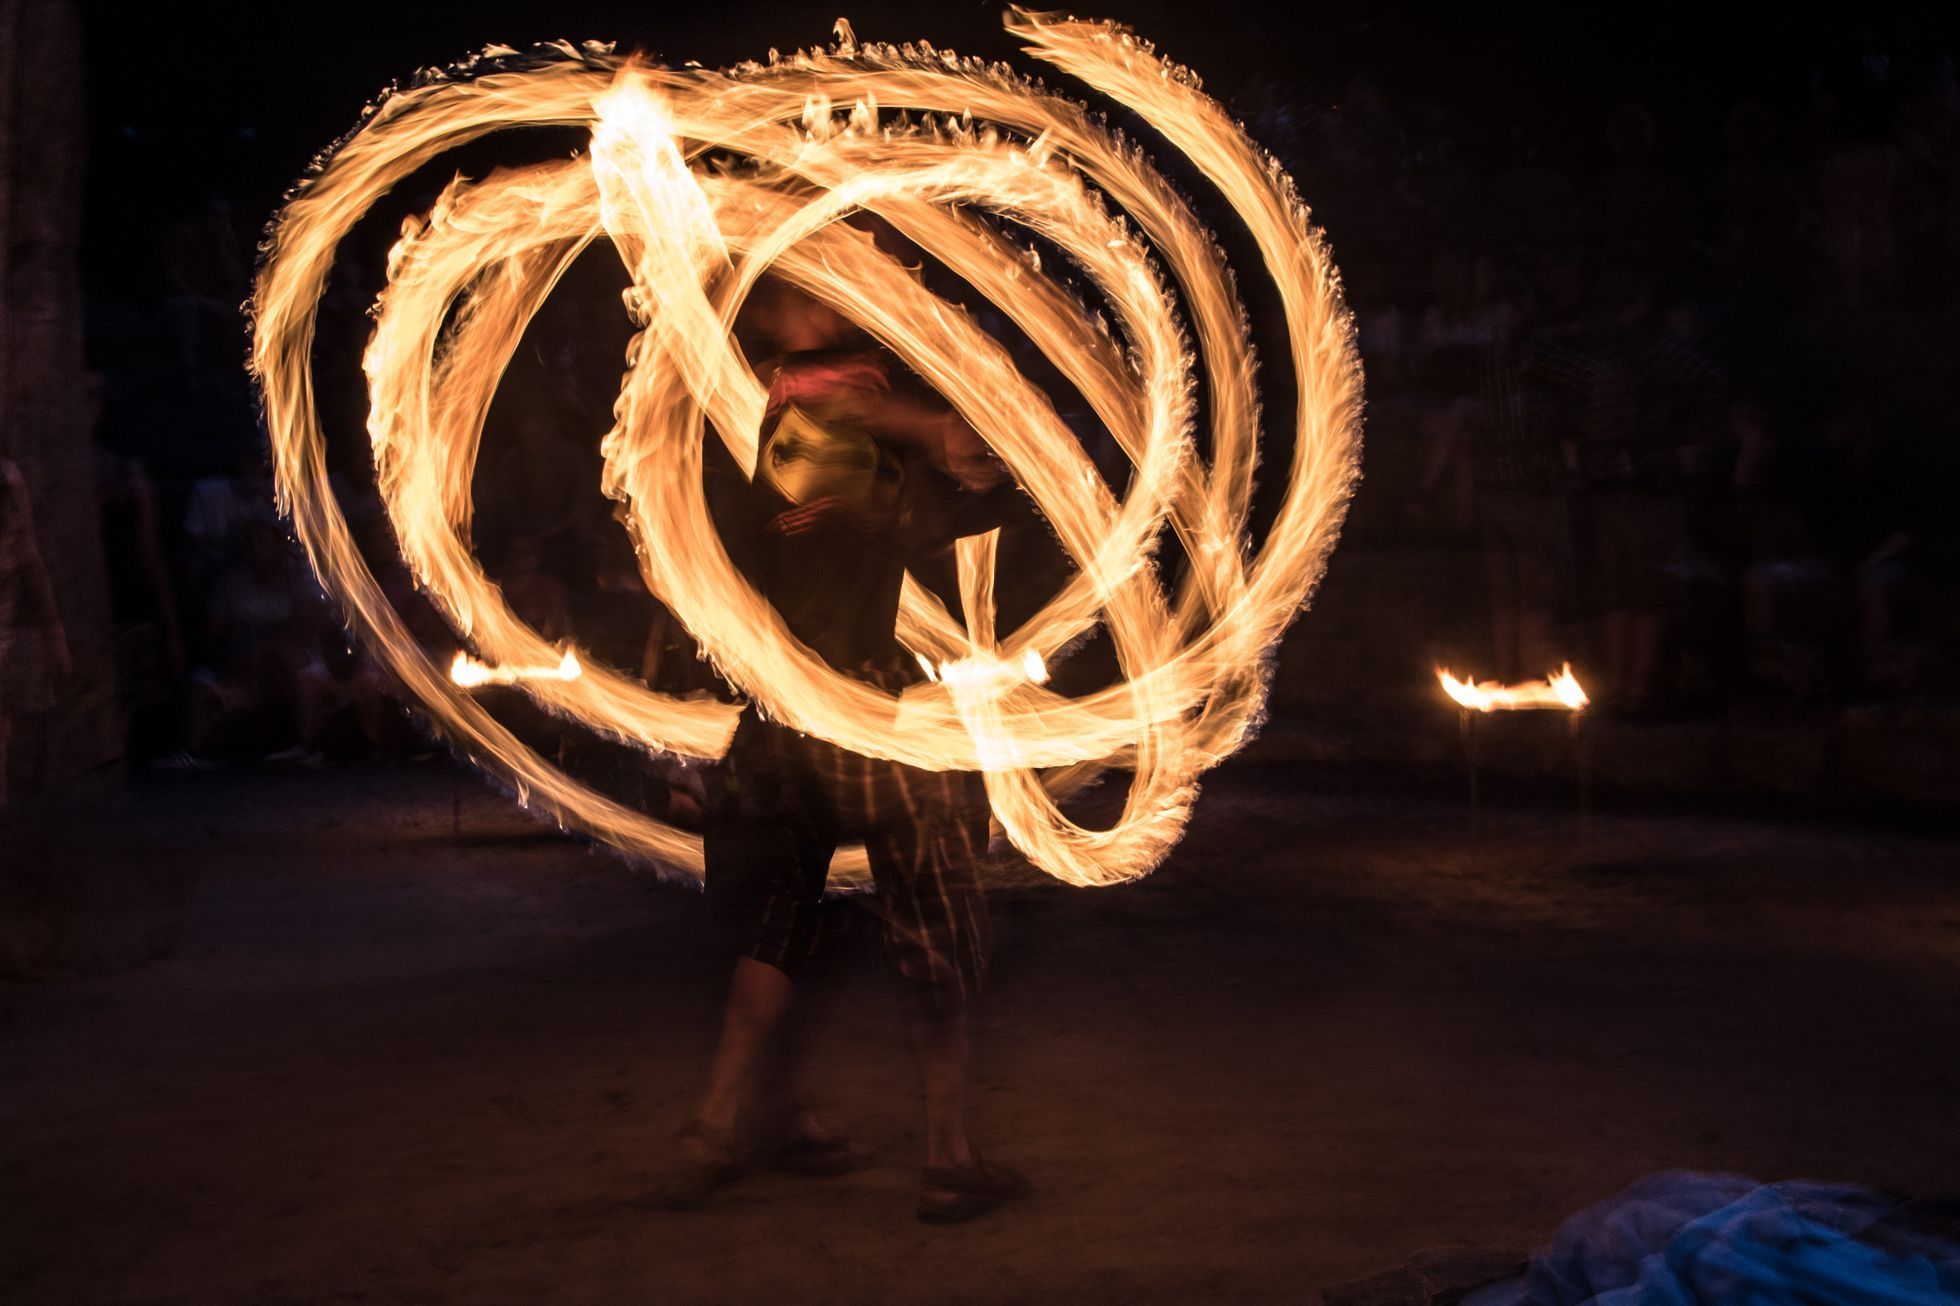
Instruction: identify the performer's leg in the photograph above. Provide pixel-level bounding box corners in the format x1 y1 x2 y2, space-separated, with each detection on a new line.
904 994 975 1168
692 955 796 1142
753 903 866 1151
662 741 835 1201
867 790 1024 1220
865 808 990 1160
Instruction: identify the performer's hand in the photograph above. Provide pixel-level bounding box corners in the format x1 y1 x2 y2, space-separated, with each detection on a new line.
769 496 893 538
765 356 890 416
666 787 704 827
941 417 1008 492
768 496 849 537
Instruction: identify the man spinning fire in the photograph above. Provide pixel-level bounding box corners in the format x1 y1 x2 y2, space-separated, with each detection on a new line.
653 279 1030 1223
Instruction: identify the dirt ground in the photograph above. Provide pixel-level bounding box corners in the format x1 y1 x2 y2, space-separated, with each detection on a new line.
4 759 1959 1304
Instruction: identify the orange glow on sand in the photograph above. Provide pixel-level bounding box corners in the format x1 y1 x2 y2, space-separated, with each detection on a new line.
252 13 1363 888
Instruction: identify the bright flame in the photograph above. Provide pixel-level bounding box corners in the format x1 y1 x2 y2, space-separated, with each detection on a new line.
251 15 1364 888
451 649 583 689
934 648 1051 693
1437 665 1590 712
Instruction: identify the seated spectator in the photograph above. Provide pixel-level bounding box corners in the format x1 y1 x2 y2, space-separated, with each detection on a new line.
283 630 389 767
1470 246 1590 682
173 521 322 763
1714 100 1817 304
1816 403 1956 697
181 452 276 601
498 533 572 644
96 447 184 757
1734 401 1846 700
1412 247 1512 528
1569 272 1725 715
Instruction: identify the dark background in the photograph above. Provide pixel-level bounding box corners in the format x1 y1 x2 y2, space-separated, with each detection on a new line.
70 0 1960 792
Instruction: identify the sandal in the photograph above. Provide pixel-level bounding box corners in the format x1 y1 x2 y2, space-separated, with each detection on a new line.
632 1121 740 1210
918 1153 1030 1224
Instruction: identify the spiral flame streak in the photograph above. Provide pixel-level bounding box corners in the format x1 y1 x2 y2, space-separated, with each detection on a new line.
251 12 1363 889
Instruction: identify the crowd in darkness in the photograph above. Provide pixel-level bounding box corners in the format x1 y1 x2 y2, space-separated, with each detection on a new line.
1256 44 1960 715
60 27 1960 775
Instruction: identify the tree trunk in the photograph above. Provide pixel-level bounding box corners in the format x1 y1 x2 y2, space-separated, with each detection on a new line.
1 0 118 799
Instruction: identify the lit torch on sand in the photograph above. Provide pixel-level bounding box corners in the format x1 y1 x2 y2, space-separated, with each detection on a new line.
1436 664 1591 820
444 648 584 834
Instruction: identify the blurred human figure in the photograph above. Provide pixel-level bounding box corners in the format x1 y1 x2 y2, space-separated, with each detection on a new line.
0 459 71 808
497 533 572 644
1491 126 1582 254
1313 76 1412 291
1472 247 1587 682
1810 55 1900 305
475 410 595 585
1714 100 1817 303
1594 104 1691 266
96 441 184 757
161 195 248 377
1894 55 1960 297
1570 272 1725 714
285 630 389 767
659 283 1025 1223
1733 400 1848 701
1412 247 1512 528
175 521 320 762
181 452 277 605
1813 403 1952 697
347 518 454 764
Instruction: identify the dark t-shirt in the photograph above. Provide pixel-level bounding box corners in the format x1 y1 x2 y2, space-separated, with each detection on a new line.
711 349 1017 673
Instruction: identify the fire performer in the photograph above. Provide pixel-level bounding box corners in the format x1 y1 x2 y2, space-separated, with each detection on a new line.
655 282 1030 1223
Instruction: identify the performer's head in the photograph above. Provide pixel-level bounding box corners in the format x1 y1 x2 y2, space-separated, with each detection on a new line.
748 278 855 354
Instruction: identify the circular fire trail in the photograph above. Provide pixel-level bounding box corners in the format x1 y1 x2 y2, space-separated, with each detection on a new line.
252 12 1363 889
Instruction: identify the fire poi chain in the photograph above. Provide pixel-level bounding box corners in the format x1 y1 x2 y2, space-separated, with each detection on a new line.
251 13 1363 889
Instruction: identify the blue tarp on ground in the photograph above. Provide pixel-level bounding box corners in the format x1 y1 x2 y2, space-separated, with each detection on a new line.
1463 1171 1960 1305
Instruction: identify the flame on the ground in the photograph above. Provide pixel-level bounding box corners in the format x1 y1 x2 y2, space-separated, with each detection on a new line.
451 649 583 689
251 14 1363 888
1437 665 1589 712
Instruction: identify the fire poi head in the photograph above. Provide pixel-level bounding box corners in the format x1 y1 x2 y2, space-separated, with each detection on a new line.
251 11 1363 889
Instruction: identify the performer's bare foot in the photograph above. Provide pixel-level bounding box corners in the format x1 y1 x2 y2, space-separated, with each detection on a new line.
753 1101 863 1176
634 1120 739 1209
918 1152 1030 1224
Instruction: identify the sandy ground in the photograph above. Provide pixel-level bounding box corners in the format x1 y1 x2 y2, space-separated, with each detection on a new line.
4 760 1959 1304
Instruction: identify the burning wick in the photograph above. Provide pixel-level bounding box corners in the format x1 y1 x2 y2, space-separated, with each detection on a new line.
917 649 1050 691
451 649 583 689
1437 664 1589 713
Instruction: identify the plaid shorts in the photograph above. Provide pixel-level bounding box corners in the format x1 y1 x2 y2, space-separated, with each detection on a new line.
705 712 992 1008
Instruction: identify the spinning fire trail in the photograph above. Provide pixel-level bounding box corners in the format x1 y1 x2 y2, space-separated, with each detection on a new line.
251 11 1363 889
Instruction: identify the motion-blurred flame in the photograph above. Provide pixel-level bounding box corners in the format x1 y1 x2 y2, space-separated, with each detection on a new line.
252 13 1363 888
451 649 583 689
1437 665 1589 712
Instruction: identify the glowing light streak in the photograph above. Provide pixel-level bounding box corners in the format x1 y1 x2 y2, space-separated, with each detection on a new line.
252 13 1363 888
